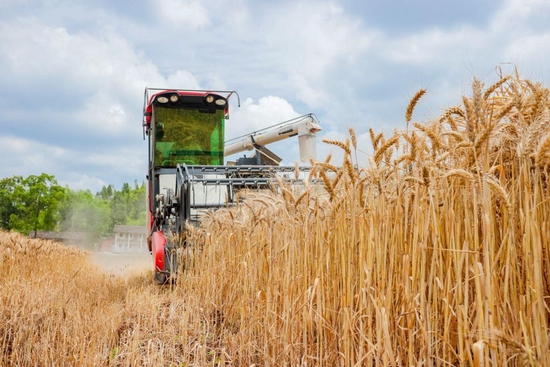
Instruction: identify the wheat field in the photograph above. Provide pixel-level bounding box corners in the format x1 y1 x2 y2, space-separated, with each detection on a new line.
1 73 549 366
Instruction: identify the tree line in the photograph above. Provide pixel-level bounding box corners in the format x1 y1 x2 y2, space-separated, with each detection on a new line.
0 173 146 247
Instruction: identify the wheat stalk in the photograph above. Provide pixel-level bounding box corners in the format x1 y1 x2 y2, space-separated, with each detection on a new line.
463 96 476 141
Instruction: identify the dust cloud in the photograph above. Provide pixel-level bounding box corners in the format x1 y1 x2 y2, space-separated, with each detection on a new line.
89 252 151 276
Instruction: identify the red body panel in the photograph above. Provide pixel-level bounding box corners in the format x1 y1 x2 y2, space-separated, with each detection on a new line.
151 231 166 272
147 212 154 233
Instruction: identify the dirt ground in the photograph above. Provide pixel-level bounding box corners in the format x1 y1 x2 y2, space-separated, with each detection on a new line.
88 252 152 276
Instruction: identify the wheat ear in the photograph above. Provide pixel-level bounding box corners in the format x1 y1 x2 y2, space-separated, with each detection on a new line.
483 75 510 100
485 175 511 210
406 89 427 123
535 133 550 166
374 135 399 165
322 139 352 156
443 169 475 181
348 127 357 150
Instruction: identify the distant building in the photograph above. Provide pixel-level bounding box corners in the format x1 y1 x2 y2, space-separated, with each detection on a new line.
112 225 148 253
99 235 115 252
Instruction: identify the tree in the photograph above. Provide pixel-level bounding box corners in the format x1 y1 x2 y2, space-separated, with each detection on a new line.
0 174 146 242
109 181 146 227
127 180 146 225
2 174 65 236
96 184 114 200
0 176 22 230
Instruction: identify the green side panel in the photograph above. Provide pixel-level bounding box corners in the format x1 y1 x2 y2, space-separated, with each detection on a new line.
153 108 225 167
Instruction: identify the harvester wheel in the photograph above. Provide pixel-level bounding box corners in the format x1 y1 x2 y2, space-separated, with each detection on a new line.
154 270 168 285
154 242 178 285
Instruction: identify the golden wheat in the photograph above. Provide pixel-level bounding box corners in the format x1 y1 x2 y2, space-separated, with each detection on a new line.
3 72 550 366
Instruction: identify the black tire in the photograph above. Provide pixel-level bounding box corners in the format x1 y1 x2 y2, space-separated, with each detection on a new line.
164 245 178 283
154 270 168 285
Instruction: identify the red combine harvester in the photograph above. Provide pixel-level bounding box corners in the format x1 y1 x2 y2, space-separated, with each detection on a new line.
142 88 322 283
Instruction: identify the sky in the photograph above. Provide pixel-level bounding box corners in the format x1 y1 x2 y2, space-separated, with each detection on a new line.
1 0 550 193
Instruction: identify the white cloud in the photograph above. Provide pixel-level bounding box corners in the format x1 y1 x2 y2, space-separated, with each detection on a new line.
0 135 67 178
226 96 300 139
380 27 480 66
504 33 550 66
491 0 550 31
0 18 191 178
0 19 163 106
489 1 550 68
79 93 129 134
165 70 201 90
156 0 210 29
261 1 375 108
62 174 108 193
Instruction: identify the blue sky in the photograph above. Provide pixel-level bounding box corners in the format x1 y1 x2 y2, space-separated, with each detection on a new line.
1 0 549 192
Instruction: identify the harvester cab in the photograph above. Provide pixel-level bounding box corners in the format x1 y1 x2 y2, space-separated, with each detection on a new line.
143 88 322 284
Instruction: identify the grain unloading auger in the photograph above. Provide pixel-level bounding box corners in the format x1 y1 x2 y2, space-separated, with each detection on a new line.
142 88 322 284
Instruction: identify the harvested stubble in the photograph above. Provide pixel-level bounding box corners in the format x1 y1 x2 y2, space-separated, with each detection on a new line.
1 74 549 366
0 232 235 366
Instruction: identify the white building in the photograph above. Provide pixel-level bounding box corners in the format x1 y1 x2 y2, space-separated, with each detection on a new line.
113 225 148 253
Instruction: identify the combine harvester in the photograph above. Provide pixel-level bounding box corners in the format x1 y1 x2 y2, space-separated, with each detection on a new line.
142 88 322 283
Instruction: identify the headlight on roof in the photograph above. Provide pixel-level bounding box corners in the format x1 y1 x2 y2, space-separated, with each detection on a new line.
169 95 179 102
215 99 226 106
157 96 169 103
206 95 215 103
